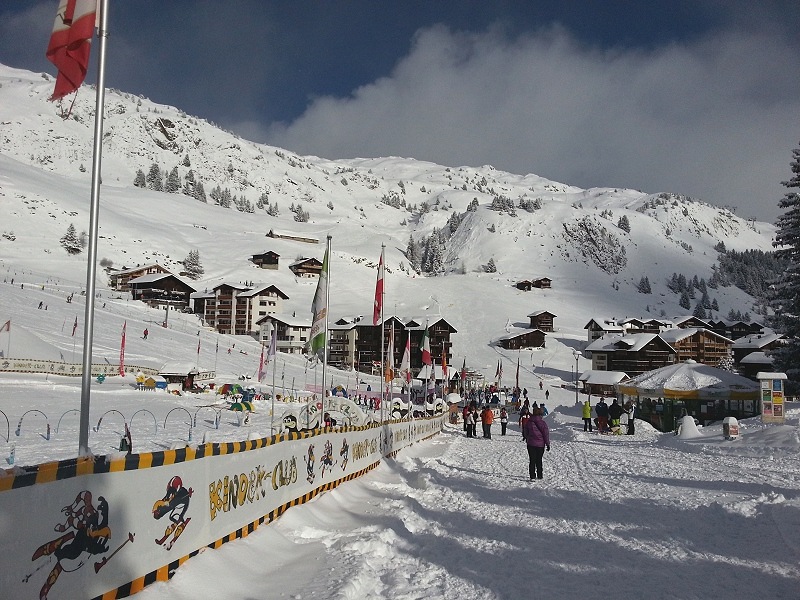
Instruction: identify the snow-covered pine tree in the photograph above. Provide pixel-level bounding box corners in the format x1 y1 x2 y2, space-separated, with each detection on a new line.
679 291 691 310
637 276 651 294
60 223 82 254
165 166 181 194
182 170 195 197
693 302 706 318
617 215 631 233
768 142 800 385
193 181 207 203
182 250 204 280
485 258 497 273
405 235 421 272
146 163 163 191
133 169 146 188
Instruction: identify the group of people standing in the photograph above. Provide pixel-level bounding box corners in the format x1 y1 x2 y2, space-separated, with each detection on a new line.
583 397 635 435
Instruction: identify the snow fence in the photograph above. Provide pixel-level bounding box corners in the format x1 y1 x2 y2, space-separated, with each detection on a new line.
0 415 445 599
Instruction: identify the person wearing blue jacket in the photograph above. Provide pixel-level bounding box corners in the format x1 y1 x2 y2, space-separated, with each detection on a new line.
523 407 550 480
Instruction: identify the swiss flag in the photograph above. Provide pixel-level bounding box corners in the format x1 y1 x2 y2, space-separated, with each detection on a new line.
46 0 97 101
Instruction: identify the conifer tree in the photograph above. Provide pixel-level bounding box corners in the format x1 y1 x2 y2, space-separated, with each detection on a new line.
60 223 82 254
193 181 207 203
617 215 631 233
679 291 691 310
637 276 651 294
165 166 181 193
182 250 204 280
133 169 146 188
768 141 800 384
146 162 163 191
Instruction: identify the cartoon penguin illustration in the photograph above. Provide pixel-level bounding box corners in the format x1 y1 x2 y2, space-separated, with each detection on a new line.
153 475 193 551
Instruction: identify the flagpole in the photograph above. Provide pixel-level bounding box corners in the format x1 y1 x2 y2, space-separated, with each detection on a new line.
378 244 385 422
321 235 331 418
78 0 109 456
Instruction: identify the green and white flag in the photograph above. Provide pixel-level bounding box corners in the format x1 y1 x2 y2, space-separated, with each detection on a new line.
310 245 329 359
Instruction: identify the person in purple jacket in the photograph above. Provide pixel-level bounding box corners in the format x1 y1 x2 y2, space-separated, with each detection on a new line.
523 407 550 480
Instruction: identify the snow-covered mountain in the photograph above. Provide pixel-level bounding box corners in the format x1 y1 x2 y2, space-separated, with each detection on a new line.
0 62 776 369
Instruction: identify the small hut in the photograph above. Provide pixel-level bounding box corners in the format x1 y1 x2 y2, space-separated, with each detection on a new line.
617 360 760 432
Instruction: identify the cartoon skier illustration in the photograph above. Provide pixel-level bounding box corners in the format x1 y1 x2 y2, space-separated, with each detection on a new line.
339 438 349 471
153 475 193 551
28 490 120 599
320 439 337 477
305 444 316 483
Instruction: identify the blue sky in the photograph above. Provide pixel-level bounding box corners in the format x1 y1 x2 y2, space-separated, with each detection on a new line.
1 1 798 222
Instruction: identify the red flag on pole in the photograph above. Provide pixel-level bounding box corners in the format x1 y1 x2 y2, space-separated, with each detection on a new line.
441 348 448 382
0 320 10 333
71 316 78 337
118 321 126 376
373 248 384 326
46 0 98 101
460 358 466 381
419 324 431 365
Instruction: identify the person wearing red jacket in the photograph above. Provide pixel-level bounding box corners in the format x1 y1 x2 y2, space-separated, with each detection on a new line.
523 407 550 480
481 406 494 439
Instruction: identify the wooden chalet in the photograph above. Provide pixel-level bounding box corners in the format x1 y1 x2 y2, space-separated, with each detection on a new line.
325 315 457 376
708 319 765 341
579 370 628 397
128 273 196 310
289 257 323 278
584 318 624 342
516 280 533 291
731 332 785 365
658 328 733 366
585 333 676 376
108 264 170 292
672 315 711 330
497 328 546 350
250 251 280 270
516 277 552 291
527 310 556 332
532 277 552 289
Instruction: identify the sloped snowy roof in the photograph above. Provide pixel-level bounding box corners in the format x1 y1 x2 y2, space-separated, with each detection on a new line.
585 332 663 353
580 370 629 385
618 360 759 399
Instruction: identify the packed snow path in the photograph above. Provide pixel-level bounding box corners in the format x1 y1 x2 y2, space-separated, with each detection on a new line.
137 410 800 600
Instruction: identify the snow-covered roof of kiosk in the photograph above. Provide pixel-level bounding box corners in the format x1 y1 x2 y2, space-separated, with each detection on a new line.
617 360 759 399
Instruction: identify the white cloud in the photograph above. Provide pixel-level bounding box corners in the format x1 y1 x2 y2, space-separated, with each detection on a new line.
266 23 800 222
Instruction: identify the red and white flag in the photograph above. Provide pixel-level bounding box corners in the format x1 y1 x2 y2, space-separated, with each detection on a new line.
419 325 431 366
0 320 9 333
373 248 384 326
118 321 126 376
399 332 411 383
46 0 98 101
71 315 78 337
